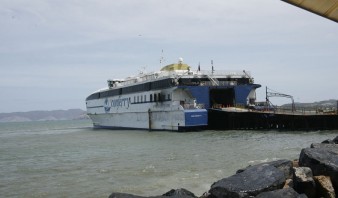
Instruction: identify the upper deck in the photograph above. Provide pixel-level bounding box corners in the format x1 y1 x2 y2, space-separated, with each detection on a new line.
108 59 253 88
86 60 255 101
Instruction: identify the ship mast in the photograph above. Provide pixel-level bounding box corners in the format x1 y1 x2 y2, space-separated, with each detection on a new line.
159 49 166 67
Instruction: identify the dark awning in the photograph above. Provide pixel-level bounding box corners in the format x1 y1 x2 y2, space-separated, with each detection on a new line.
282 0 338 23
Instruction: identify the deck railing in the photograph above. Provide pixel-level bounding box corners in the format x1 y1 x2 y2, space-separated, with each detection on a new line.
182 103 205 110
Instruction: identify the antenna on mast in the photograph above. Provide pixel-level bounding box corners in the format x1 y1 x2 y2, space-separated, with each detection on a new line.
211 60 214 74
160 49 166 67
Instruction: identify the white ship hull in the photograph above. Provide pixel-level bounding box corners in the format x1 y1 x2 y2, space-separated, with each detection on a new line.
86 88 208 131
89 110 206 131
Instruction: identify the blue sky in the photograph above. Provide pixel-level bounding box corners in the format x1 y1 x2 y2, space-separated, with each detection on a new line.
0 0 337 113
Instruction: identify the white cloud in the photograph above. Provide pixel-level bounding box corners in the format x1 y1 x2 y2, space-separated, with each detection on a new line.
1 0 328 49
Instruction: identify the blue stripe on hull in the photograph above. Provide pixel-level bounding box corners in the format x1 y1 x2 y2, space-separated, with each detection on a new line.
184 109 208 127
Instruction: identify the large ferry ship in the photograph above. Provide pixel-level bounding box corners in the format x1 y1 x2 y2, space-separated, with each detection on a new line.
85 58 260 131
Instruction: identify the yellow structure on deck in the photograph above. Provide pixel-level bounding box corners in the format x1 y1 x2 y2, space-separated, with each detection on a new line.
160 59 191 71
160 63 190 71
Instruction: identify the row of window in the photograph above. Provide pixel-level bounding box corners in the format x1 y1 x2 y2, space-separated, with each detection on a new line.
133 93 171 103
86 78 174 101
178 78 250 86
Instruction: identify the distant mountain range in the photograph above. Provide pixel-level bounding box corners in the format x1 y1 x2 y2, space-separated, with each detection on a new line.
1 100 337 123
0 109 89 123
281 99 338 109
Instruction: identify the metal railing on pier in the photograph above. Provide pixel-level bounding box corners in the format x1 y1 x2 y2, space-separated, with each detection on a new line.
255 106 337 115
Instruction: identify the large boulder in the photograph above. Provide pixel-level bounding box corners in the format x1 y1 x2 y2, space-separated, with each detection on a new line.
333 136 338 144
162 189 197 198
255 188 305 198
322 139 335 144
320 136 338 144
209 164 286 198
310 143 338 153
109 189 196 198
109 193 150 198
236 159 293 179
299 147 338 192
314 176 336 198
293 167 316 198
267 159 294 179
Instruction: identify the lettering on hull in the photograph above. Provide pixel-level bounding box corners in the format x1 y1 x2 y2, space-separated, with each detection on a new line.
104 98 131 113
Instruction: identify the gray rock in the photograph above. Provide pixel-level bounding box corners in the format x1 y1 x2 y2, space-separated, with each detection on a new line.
299 147 338 193
255 188 304 198
293 167 314 183
322 139 334 144
293 167 316 198
235 168 246 174
108 193 150 198
235 159 293 179
199 192 210 198
321 136 338 144
108 189 197 198
310 143 338 153
333 135 338 144
268 159 294 179
162 189 196 198
209 164 286 198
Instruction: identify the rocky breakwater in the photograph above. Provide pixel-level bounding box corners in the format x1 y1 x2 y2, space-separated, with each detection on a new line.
109 136 338 198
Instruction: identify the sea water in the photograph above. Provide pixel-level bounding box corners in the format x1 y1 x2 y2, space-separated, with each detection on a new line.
0 120 336 197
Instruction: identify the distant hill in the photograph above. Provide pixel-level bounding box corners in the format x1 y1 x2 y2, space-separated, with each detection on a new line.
281 99 337 109
0 109 89 123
